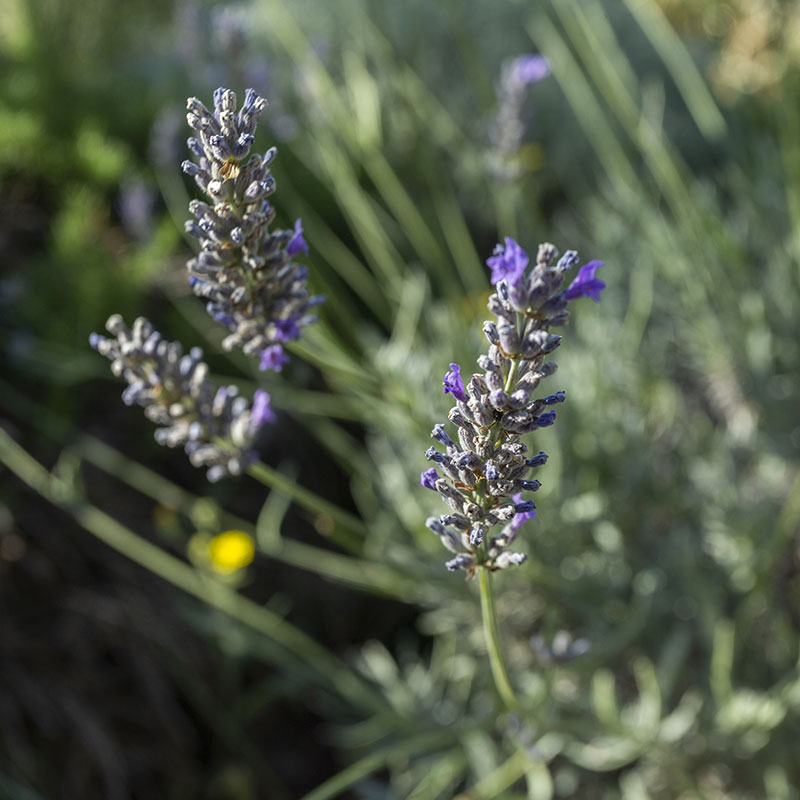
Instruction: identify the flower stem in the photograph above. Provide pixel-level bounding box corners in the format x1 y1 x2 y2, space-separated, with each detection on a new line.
247 460 366 550
479 567 518 710
502 311 530 394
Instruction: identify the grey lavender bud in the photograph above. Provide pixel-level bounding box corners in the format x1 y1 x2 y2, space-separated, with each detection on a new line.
446 554 476 572
483 321 500 346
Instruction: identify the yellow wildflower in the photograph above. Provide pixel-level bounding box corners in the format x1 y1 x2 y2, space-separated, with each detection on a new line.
207 530 255 573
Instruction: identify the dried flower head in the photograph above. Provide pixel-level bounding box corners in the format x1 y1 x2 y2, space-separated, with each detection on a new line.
90 315 271 482
182 87 323 371
422 238 605 573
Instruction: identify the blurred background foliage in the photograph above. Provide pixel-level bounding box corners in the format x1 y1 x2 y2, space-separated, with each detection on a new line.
1 0 800 797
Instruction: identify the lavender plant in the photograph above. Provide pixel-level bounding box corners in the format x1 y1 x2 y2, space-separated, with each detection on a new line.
182 87 323 370
90 315 273 482
92 87 320 479
420 236 604 710
421 237 605 574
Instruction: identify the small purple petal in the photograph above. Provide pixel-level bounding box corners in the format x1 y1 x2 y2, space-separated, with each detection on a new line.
486 237 529 288
259 344 289 372
285 218 308 257
443 363 467 402
425 447 446 464
564 260 606 302
274 317 301 342
509 54 551 86
431 424 454 447
526 451 549 468
420 467 440 490
212 310 234 327
511 492 537 531
543 391 566 405
536 410 557 428
251 389 275 427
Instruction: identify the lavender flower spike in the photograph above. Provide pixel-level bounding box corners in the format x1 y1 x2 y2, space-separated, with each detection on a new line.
90 315 270 482
489 53 551 183
183 88 323 368
420 239 605 574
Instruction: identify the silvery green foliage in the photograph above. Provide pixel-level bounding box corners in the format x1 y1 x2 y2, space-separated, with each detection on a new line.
422 239 604 572
182 87 323 370
90 315 274 482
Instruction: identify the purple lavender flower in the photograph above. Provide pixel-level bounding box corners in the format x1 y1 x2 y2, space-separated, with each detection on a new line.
420 238 606 573
420 467 440 490
564 260 606 302
182 89 322 365
489 55 551 183
511 492 537 531
251 389 275 426
443 363 467 402
509 55 551 87
486 237 529 287
527 451 548 468
274 317 301 342
212 310 234 327
543 391 566 405
259 344 289 372
90 315 268 481
432 424 454 447
536 410 557 427
286 218 309 257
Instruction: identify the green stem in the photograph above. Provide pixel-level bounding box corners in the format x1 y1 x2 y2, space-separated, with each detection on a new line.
247 460 367 549
503 356 519 395
72 435 417 599
299 730 452 800
479 567 518 710
479 570 552 797
481 311 528 512
0 378 411 598
465 748 531 800
504 312 533 392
